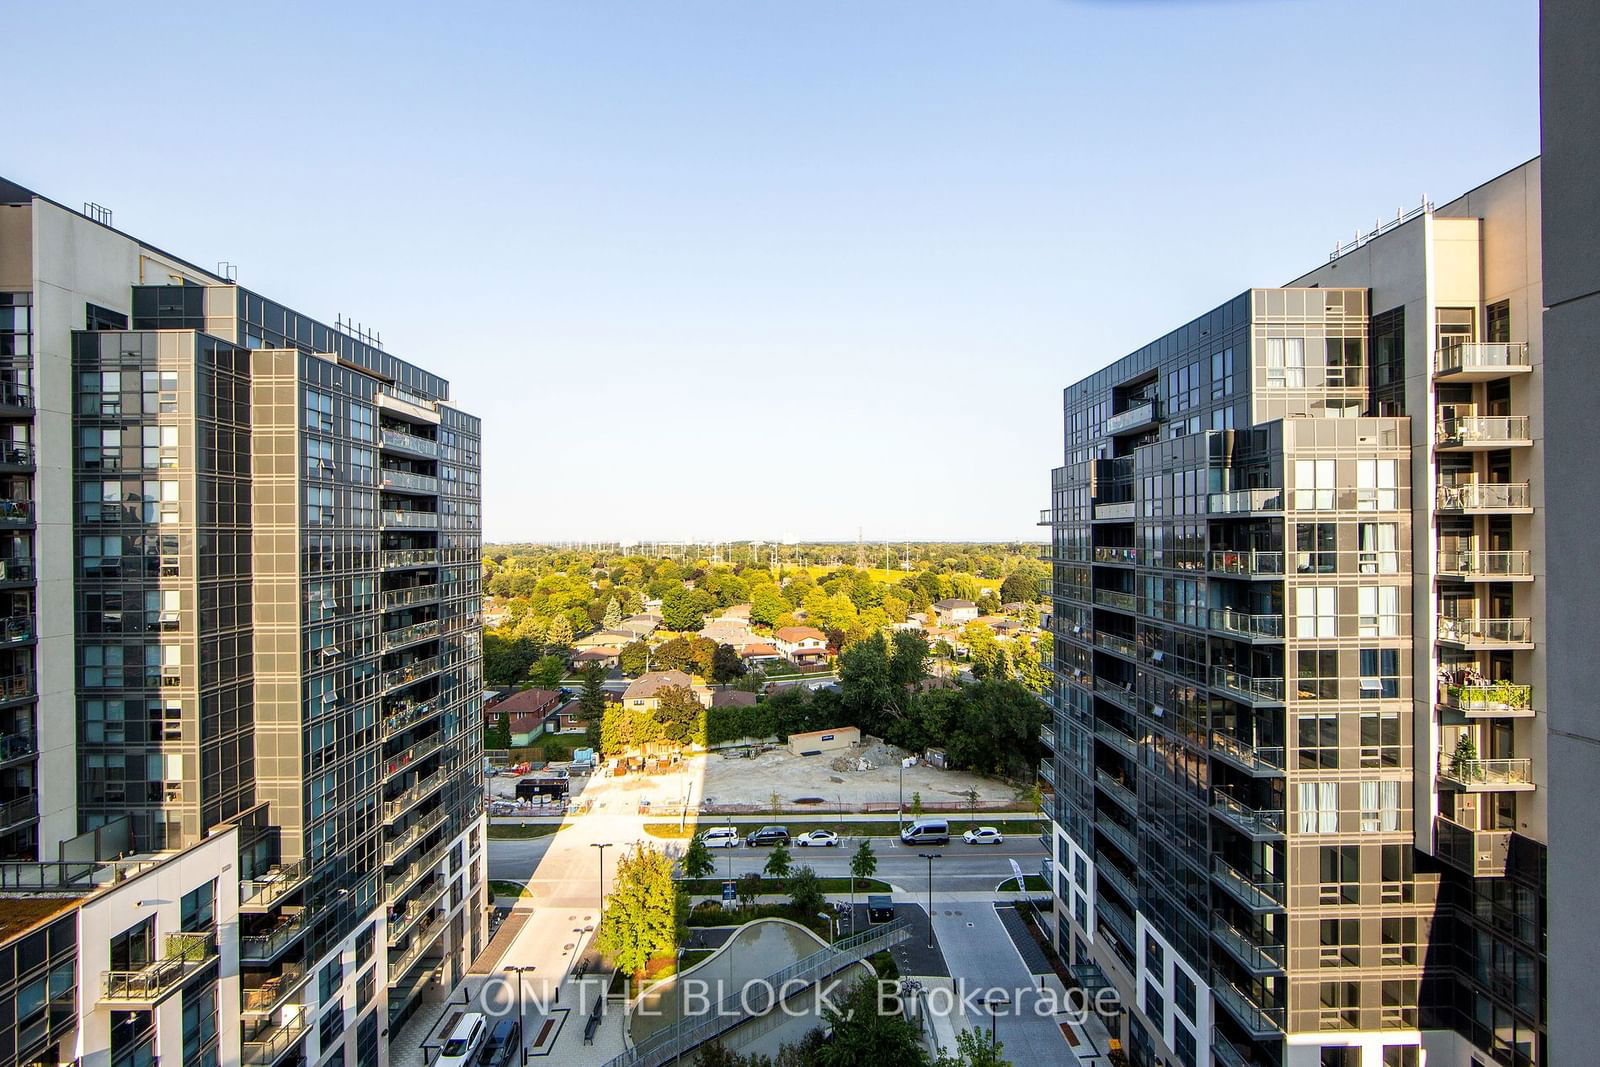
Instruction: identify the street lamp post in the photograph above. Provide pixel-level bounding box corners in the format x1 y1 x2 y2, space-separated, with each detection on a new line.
982 992 1008 1050
590 842 612 917
506 965 535 1065
918 852 941 949
898 760 904 830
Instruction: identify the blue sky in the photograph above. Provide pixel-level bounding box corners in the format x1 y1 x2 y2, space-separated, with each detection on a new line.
8 1 1539 542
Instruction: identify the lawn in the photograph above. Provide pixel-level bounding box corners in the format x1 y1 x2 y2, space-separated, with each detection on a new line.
687 902 833 941
487 823 564 839
996 875 1049 893
489 879 533 898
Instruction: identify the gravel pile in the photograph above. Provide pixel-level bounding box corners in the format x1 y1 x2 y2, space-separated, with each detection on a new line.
829 739 907 773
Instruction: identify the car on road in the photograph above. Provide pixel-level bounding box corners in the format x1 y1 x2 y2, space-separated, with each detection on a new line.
437 1013 488 1067
479 1019 520 1066
745 825 790 847
701 827 741 849
794 829 839 847
962 826 1005 845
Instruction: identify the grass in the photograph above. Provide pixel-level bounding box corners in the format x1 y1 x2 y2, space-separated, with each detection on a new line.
652 818 1042 840
489 879 534 898
865 950 899 980
487 823 564 839
677 876 891 895
680 948 714 970
686 902 832 941
996 875 1049 892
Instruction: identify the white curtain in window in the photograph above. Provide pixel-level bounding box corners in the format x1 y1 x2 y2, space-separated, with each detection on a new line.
1299 781 1339 833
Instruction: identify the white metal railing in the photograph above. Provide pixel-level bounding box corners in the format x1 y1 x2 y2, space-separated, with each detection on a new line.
1437 415 1530 447
1437 617 1532 645
1437 551 1531 578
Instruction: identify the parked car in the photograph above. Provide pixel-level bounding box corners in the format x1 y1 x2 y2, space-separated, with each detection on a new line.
745 825 790 847
479 1019 521 1066
899 819 950 845
437 1013 488 1067
700 827 741 849
963 826 1005 845
795 829 839 848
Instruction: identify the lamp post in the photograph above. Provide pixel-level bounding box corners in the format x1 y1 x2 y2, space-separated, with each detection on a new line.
982 992 1008 1050
918 852 941 949
506 965 535 1065
590 842 612 917
898 760 904 830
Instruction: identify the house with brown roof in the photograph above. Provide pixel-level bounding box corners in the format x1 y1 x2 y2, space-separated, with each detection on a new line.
486 687 562 727
709 689 757 709
739 642 781 663
700 619 756 647
773 626 829 665
618 614 660 638
573 647 619 669
621 670 710 711
715 603 752 622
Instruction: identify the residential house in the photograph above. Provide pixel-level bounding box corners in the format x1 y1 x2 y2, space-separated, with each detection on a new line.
700 619 756 647
773 626 830 665
739 642 782 664
619 614 661 639
932 598 979 625
621 670 709 711
573 628 634 652
714 603 752 622
488 687 562 729
709 689 757 710
573 647 619 670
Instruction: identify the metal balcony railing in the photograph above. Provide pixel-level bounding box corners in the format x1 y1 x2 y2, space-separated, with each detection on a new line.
240 963 307 1015
380 510 439 530
1439 682 1533 716
384 807 449 864
0 731 36 763
1437 550 1532 578
0 500 32 523
0 383 33 410
240 911 308 961
1437 415 1531 448
383 772 447 822
1095 722 1141 759
1211 791 1285 837
379 549 440 570
1094 631 1137 659
1436 482 1531 512
242 1018 308 1067
384 735 444 777
385 838 452 902
0 794 34 829
102 932 217 1002
1210 731 1285 774
0 557 32 582
1097 819 1138 859
1093 546 1139 565
1093 589 1137 612
1439 757 1533 788
380 428 439 457
1208 608 1285 641
1096 852 1138 904
380 469 439 494
1434 342 1529 377
1210 855 1285 911
0 615 33 644
1209 550 1284 577
1095 769 1138 810
239 860 307 909
0 443 35 466
380 584 441 610
1210 667 1285 704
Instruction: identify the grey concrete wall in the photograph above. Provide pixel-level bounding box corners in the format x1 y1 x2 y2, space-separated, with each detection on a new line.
1539 1 1600 1061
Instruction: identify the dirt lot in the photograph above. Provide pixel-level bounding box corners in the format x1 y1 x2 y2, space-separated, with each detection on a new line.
693 745 1017 811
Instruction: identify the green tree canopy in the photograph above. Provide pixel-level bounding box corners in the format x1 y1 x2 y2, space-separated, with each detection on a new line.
763 841 792 879
682 832 715 880
595 844 684 980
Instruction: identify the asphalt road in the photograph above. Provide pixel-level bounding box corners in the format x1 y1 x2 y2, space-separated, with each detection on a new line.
488 831 1047 894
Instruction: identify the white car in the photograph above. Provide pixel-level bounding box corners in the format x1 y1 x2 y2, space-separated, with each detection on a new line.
963 826 1005 845
700 827 740 849
794 829 839 848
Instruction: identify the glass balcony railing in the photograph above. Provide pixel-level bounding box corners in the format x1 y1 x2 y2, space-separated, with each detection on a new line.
1104 400 1158 435
1208 489 1283 515
0 383 33 410
240 962 307 1015
380 584 441 610
1437 617 1533 647
1095 896 1137 948
1212 979 1284 1038
1096 853 1138 904
1208 608 1284 641
382 656 443 694
1212 915 1285 974
1093 589 1137 612
102 932 217 1002
384 807 448 864
383 771 446 823
381 698 441 738
0 732 36 763
1093 501 1137 521
1093 677 1139 712
240 910 308 961
379 549 440 570
384 736 444 778
380 469 439 494
1097 819 1138 859
1436 482 1531 512
1436 415 1531 448
380 428 439 457
1210 731 1285 774
242 1018 308 1067
1436 815 1511 878
0 673 34 703
1211 1029 1253 1067
1095 722 1141 759
1210 667 1285 705
1093 546 1139 565
0 795 36 829
1437 550 1532 578
380 510 439 530
1439 682 1533 717
0 557 32 582
1094 630 1137 659
239 860 307 909
1439 757 1533 789
0 615 33 644
1434 342 1529 377
1211 791 1284 837
1210 855 1284 911
383 619 442 651
1095 769 1138 810
1208 550 1284 577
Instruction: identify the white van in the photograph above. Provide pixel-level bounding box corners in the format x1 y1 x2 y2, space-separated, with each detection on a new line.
899 819 950 845
701 826 740 849
437 1013 488 1067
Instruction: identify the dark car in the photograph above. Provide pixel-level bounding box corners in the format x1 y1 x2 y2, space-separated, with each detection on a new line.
479 1018 520 1066
745 825 790 847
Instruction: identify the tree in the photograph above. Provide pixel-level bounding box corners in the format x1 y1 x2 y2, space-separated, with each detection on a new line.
483 632 540 686
594 844 684 981
750 585 790 626
579 662 607 720
735 871 762 910
528 654 566 689
849 840 876 930
910 791 923 816
656 686 706 749
788 865 824 917
839 632 898 736
603 597 622 629
661 586 707 632
934 1029 1012 1067
888 630 930 689
711 643 746 685
763 841 792 879
682 832 715 880
545 613 575 649
1000 563 1046 606
816 974 927 1067
619 639 650 676
654 636 694 672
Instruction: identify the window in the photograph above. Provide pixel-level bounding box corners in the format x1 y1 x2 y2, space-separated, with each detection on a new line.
1319 981 1361 1030
1360 709 1401 767
1211 348 1234 399
1382 917 1418 965
320 957 344 1002
1298 711 1340 767
141 425 177 469
1324 337 1365 387
305 389 334 432
1357 586 1399 637
1320 845 1361 905
1382 1046 1420 1067
1295 522 1337 574
349 402 375 442
356 924 374 964
1299 655 1337 703
306 485 336 525
1359 780 1400 832
1267 337 1306 387
180 881 214 932
1296 586 1337 638
1173 970 1195 1021
182 986 218 1067
1294 459 1336 511
1486 300 1511 344
1320 918 1361 966
1357 459 1398 511
319 1000 345 1049
1298 781 1339 833
1379 845 1413 904
306 436 335 478
1144 981 1165 1032
1359 649 1400 701
1173 1023 1196 1067
1357 522 1399 574
1210 405 1234 432
1380 980 1417 1028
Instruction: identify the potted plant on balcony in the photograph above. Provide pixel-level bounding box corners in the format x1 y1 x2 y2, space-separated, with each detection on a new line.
1450 734 1480 782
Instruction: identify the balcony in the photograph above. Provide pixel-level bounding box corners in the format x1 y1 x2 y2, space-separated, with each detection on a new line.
1093 546 1139 566
1439 682 1534 718
0 557 32 584
1212 915 1285 976
240 909 309 962
1105 400 1159 436
383 655 444 695
0 615 33 645
1097 818 1138 860
382 698 442 738
1211 791 1284 839
240 860 308 912
388 908 448 981
1093 589 1137 614
384 735 444 777
1038 759 1057 790
241 963 309 1016
102 932 217 1004
380 509 439 530
1095 896 1137 950
384 806 449 865
0 443 35 469
1211 1029 1256 1067
1437 616 1533 649
1038 508 1054 526
1095 721 1141 759
0 794 35 831
1436 482 1532 514
1096 852 1138 905
380 469 440 495
1093 501 1136 521
1210 856 1284 912
1439 756 1534 792
380 548 440 570
1208 489 1283 515
1210 731 1285 776
1437 550 1532 581
384 838 451 900
1208 608 1284 643
1208 550 1284 578
0 499 32 526
1093 677 1138 712
1436 415 1532 451
384 619 443 652
0 731 36 766
1212 979 1284 1039
0 382 33 413
383 771 447 823
380 428 439 458
1094 769 1138 812
381 584 441 610
1434 342 1530 380
1210 667 1285 706
242 1017 308 1067
1436 815 1512 878
1094 630 1137 660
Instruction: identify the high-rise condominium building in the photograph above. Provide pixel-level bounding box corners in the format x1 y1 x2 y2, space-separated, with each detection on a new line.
1040 160 1545 1067
0 178 486 1067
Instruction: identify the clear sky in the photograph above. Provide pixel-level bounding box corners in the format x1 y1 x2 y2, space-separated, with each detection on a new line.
7 1 1539 543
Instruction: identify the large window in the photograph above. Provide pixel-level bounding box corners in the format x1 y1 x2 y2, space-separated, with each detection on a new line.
1297 710 1340 766
1359 650 1400 700
1296 654 1340 703
1295 522 1337 574
1294 459 1336 511
1266 337 1306 387
1298 781 1338 833
180 881 214 932
1296 587 1337 638
1210 348 1234 399
1357 459 1398 511
1358 522 1399 574
1359 780 1401 832
1357 586 1400 637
